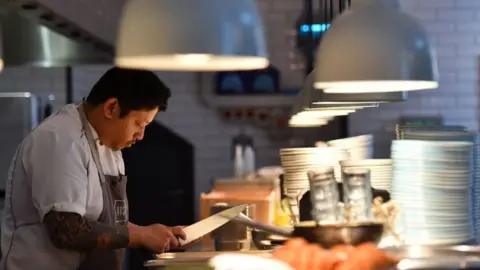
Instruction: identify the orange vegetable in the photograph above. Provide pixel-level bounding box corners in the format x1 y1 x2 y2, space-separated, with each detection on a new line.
273 239 399 270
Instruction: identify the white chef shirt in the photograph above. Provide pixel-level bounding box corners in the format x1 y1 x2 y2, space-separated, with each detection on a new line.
0 104 125 270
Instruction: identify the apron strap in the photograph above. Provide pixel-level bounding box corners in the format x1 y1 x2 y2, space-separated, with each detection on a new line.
77 103 107 184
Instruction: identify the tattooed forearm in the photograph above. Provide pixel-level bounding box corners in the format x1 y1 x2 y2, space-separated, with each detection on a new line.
43 211 129 252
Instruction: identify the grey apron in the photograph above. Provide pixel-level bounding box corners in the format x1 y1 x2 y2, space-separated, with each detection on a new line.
76 104 129 270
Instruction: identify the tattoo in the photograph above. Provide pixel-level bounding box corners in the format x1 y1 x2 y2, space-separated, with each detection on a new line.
43 211 129 252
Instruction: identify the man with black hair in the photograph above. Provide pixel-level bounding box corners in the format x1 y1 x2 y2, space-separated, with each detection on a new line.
0 67 197 270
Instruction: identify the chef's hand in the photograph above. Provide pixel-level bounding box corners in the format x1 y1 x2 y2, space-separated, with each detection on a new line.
170 226 187 241
170 226 203 250
180 237 203 250
141 224 179 253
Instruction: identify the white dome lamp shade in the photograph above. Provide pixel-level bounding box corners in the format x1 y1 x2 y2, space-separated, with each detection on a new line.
0 25 4 72
289 73 361 129
289 103 355 127
295 109 355 118
115 0 269 71
303 71 379 109
314 0 439 93
289 115 331 128
291 91 357 120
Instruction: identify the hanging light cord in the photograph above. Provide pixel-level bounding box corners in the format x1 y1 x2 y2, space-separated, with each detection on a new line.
304 0 315 75
302 0 350 137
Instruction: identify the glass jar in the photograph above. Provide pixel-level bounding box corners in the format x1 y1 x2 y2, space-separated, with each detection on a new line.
307 167 340 223
342 168 372 221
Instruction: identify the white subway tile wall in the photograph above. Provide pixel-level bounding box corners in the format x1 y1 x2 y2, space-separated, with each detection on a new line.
0 67 66 109
0 0 478 216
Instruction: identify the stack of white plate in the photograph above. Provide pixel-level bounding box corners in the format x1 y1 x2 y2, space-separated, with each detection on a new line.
280 148 349 198
400 130 480 241
331 148 350 181
339 159 392 191
396 124 466 140
327 135 373 160
314 142 351 180
391 140 474 245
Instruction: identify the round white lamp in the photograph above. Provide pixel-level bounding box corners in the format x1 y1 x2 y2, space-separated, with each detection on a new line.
314 0 438 93
116 0 269 71
289 115 331 127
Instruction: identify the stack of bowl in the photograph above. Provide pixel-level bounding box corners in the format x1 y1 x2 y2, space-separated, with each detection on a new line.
327 135 373 160
391 140 474 245
339 159 392 191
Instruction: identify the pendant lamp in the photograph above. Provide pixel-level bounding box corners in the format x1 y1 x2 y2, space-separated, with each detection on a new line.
314 0 438 93
291 85 358 120
115 0 269 71
289 73 361 128
304 71 381 108
315 91 407 104
0 24 4 72
289 116 331 128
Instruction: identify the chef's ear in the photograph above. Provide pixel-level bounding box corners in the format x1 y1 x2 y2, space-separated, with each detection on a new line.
103 98 120 119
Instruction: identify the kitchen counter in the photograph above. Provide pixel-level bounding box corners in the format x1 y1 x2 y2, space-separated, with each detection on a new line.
144 250 272 268
145 243 480 270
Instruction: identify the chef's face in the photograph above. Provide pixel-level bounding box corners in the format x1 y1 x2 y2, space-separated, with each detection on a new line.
102 98 158 150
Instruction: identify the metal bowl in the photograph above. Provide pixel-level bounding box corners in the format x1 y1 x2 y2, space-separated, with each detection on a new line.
292 220 384 249
251 230 288 250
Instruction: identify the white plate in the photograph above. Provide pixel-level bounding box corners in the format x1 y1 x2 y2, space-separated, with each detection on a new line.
210 254 293 270
340 159 392 167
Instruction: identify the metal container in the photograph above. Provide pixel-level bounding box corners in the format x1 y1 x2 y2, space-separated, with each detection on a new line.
144 250 272 267
210 203 255 251
0 92 40 191
292 220 384 248
384 245 480 270
214 239 252 252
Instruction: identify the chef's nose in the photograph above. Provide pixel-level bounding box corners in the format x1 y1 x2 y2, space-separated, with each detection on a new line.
135 129 145 141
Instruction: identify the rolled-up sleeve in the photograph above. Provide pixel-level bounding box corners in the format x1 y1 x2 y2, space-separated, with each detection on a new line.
23 129 88 221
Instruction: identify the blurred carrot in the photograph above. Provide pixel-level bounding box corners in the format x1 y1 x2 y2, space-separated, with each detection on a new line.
273 239 399 270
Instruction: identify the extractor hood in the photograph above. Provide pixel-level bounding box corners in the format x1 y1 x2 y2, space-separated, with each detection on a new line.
0 5 113 67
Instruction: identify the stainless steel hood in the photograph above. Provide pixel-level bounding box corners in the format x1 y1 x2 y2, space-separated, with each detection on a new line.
0 4 113 67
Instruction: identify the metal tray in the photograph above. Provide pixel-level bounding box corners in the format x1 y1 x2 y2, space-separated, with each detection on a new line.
145 245 480 269
385 245 480 259
385 245 480 270
145 251 272 267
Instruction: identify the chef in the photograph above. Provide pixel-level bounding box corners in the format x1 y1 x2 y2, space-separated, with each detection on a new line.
0 67 198 270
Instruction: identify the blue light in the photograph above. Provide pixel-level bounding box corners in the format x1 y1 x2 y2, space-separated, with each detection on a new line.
300 23 331 34
311 24 321 32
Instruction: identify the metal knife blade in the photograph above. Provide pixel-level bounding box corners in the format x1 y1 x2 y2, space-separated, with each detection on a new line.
178 204 248 246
